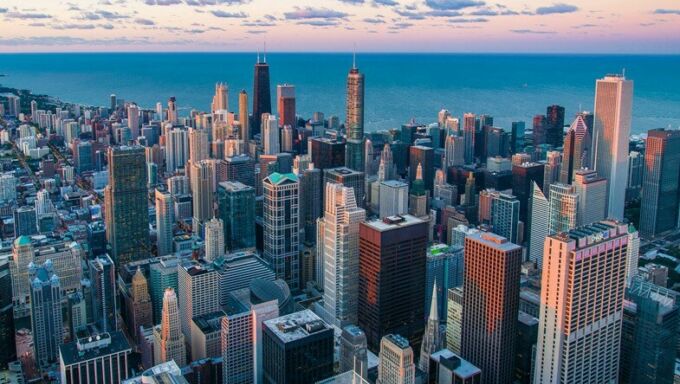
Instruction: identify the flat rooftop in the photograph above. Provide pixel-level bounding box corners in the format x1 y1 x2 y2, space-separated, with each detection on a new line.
364 214 424 232
263 309 331 343
430 349 481 379
467 231 521 252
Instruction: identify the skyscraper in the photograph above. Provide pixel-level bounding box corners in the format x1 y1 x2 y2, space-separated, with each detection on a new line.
639 128 680 238
545 104 565 148
190 160 214 235
10 236 34 314
0 260 15 368
324 167 365 208
512 162 545 225
445 287 463 354
167 97 177 123
221 303 254 384
13 205 37 237
262 113 280 155
29 260 64 368
127 103 140 139
318 183 365 327
211 82 228 113
188 127 209 164
444 134 465 167
203 217 224 262
542 150 561 192
463 113 476 164
178 259 220 347
129 268 153 343
277 84 296 128
340 325 368 378
252 52 271 137
153 288 186 366
263 173 300 290
547 183 578 235
377 334 416 384
358 215 427 352
409 145 434 194
150 257 180 324
559 114 591 184
461 232 521 384
165 128 188 173
621 276 678 384
217 181 256 252
155 189 174 257
345 55 365 172
379 180 409 218
104 146 149 265
490 192 520 244
593 74 633 219
534 221 628 384
239 90 250 143
89 254 117 332
573 169 607 226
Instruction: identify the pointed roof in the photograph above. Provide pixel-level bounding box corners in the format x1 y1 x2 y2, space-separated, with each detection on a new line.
428 280 439 322
568 115 588 137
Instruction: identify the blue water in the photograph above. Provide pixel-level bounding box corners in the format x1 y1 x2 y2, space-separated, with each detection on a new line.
1 53 679 134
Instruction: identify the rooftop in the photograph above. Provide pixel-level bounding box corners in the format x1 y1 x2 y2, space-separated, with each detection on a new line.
430 349 481 379
266 172 298 185
384 334 410 349
263 309 331 343
59 331 131 366
467 231 521 252
192 311 227 334
364 214 424 232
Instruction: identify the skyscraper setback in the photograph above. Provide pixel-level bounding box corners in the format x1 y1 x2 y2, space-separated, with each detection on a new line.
345 56 365 172
252 52 271 137
593 74 633 220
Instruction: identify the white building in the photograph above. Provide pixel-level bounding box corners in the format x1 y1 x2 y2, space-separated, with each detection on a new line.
379 180 408 219
153 288 186 366
203 217 224 262
572 169 607 226
377 334 415 384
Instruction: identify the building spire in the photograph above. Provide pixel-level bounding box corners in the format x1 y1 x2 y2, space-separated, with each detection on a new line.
429 280 439 322
263 41 267 63
352 43 357 70
256 48 260 64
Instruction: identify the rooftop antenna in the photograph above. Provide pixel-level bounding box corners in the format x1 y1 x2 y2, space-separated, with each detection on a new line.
352 42 357 69
622 67 626 78
263 41 267 63
256 48 260 64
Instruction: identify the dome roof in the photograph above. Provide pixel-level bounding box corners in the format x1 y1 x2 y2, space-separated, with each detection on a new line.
14 236 32 247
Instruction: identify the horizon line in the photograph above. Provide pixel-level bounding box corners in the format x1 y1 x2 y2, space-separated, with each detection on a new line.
1 51 679 56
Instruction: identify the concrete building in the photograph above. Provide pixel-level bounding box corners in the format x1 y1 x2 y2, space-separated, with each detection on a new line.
376 334 415 384
153 288 186 367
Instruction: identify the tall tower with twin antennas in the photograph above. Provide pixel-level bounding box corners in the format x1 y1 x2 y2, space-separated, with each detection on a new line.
252 43 272 137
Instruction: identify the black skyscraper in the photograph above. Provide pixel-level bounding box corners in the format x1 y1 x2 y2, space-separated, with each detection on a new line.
252 53 272 137
545 105 565 148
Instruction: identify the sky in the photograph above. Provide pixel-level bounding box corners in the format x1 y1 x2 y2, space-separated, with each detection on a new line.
0 0 679 53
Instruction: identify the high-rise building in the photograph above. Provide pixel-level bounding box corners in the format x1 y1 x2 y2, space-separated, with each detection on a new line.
0 260 15 368
212 82 228 113
547 183 578 235
10 236 34 314
324 167 365 208
128 103 140 138
490 192 520 244
203 218 224 262
13 205 37 237
358 215 428 352
262 310 334 384
153 288 186 366
425 244 463 321
277 84 296 128
298 163 323 244
559 115 591 184
167 97 177 123
528 182 549 268
445 287 463 354
262 113 280 155
573 169 607 226
534 221 628 383
190 160 214 235
409 145 434 194
461 232 521 384
239 90 250 142
419 283 443 376
263 173 300 290
150 257 180 324
511 121 526 154
593 74 633 219
379 180 409 218
89 254 117 332
512 162 544 224
310 137 346 170
640 128 680 238
463 113 476 164
318 183 365 327
178 259 220 347
626 150 643 201
339 325 368 378
408 163 428 218
165 128 188 173
545 105 565 148
105 146 150 265
445 134 465 167
128 267 153 343
345 57 365 172
221 302 253 384
377 334 416 384
59 331 133 384
252 52 271 137
155 190 174 257
217 181 256 251
30 260 64 368
542 151 561 192
428 349 482 384
188 127 209 164
620 276 678 384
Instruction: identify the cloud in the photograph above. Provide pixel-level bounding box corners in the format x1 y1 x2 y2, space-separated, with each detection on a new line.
241 20 276 27
427 10 463 16
211 10 248 18
373 0 398 5
363 17 385 23
0 8 7 13
247 30 267 34
284 7 349 20
4 11 52 19
339 0 364 3
101 23 114 29
448 17 488 23
654 9 680 15
394 9 426 19
511 29 557 34
535 3 578 15
425 0 485 10
389 21 413 29
0 36 148 46
639 22 655 27
91 10 130 19
135 17 156 25
296 20 340 26
144 0 182 5
28 22 46 27
185 0 251 5
574 23 597 28
54 23 97 29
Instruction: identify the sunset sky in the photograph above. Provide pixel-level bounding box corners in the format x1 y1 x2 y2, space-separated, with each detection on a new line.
0 0 679 53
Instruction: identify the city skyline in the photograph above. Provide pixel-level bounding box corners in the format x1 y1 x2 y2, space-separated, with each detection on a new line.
0 0 678 53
